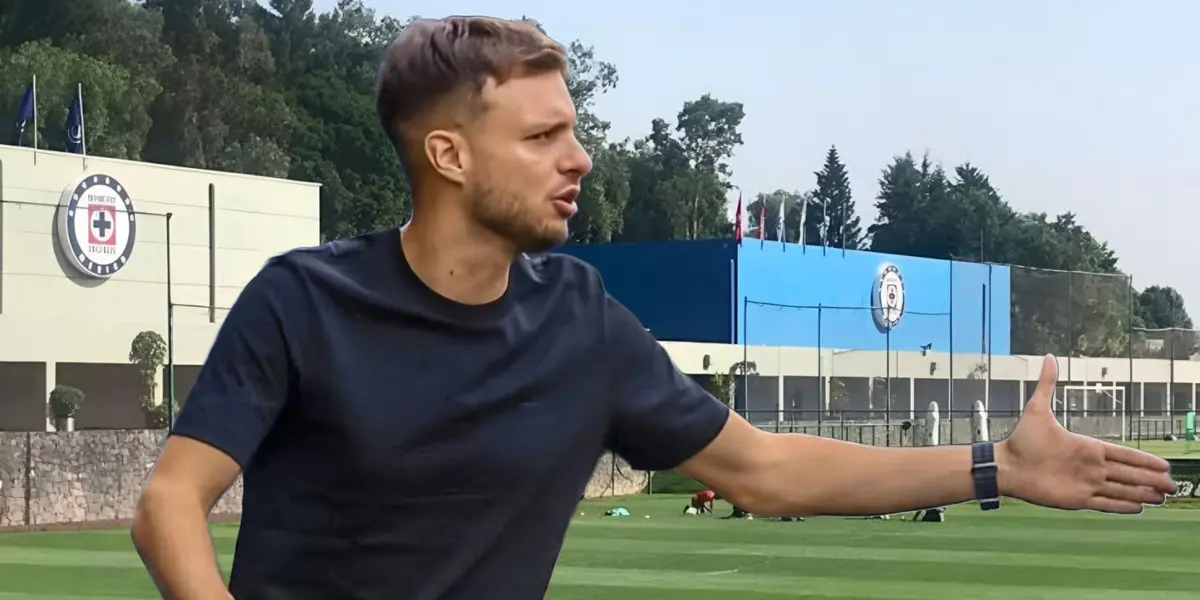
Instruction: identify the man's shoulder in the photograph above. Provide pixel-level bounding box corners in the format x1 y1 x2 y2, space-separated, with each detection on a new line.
272 229 393 270
257 229 396 289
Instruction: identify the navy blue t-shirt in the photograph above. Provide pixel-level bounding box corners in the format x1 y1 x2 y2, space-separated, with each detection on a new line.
170 228 730 600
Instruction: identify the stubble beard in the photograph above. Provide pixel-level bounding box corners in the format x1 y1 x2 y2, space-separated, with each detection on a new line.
468 182 567 255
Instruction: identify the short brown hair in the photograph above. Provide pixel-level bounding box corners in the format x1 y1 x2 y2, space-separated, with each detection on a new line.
376 16 568 166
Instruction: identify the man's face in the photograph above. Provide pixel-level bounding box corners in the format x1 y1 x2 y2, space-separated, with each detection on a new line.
462 70 593 253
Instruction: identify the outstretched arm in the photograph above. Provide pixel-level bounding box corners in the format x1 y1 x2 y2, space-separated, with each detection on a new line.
603 292 1174 518
678 412 992 517
679 355 1175 517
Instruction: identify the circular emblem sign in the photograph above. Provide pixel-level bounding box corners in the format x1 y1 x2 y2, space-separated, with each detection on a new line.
56 174 137 279
871 263 905 331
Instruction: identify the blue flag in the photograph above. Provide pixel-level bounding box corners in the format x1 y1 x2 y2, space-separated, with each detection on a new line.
65 91 84 154
11 85 34 146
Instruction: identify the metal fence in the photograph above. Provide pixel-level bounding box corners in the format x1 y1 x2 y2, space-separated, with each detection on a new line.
735 409 1192 446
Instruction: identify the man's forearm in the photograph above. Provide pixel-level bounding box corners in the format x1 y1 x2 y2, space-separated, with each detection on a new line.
131 490 232 600
745 434 1009 517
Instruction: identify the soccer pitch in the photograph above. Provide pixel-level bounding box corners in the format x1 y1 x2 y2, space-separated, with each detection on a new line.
0 496 1195 599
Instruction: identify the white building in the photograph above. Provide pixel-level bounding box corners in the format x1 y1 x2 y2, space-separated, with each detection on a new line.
0 146 319 431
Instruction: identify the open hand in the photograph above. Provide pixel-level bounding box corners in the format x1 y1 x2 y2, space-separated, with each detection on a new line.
998 355 1177 513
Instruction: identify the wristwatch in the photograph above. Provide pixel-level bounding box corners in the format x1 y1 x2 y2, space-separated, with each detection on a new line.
971 441 1001 511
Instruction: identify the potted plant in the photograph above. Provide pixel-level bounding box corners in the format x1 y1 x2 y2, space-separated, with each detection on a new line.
129 330 169 428
48 385 84 431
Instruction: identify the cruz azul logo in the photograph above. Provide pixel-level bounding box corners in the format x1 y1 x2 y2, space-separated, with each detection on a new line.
56 174 137 278
871 263 906 332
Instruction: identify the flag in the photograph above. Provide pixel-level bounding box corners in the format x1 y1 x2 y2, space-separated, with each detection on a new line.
758 203 766 247
65 85 85 154
820 196 829 247
798 195 809 245
733 192 744 244
777 197 785 243
11 84 34 146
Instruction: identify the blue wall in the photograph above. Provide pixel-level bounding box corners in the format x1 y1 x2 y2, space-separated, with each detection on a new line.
737 243 1012 354
557 240 736 343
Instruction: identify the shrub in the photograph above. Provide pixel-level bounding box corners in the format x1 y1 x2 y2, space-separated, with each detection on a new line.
48 385 84 420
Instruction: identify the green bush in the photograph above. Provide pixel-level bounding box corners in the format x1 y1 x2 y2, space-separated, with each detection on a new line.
144 399 180 429
48 385 84 420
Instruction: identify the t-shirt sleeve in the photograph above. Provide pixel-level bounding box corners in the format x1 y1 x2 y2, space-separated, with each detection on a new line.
170 259 302 469
605 294 731 471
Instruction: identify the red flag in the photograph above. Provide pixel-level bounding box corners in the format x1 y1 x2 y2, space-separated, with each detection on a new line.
734 193 744 244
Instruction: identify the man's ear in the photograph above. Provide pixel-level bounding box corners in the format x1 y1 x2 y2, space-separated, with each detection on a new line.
424 129 469 185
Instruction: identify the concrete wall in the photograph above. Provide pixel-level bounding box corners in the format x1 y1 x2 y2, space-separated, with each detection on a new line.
737 244 1012 353
557 240 737 343
0 145 321 366
0 430 646 528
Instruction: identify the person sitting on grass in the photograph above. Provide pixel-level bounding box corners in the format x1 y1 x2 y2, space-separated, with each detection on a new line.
688 489 716 514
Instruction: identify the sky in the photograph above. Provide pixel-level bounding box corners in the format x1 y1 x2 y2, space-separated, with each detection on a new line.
312 0 1199 309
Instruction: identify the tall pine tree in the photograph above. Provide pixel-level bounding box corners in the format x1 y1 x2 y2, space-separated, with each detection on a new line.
813 146 862 249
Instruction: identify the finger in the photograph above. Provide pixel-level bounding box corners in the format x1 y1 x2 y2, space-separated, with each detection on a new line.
1104 443 1171 472
1085 496 1145 515
1024 354 1059 413
1106 462 1178 494
1099 480 1167 506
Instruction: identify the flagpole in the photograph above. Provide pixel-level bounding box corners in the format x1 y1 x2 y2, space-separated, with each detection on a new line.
31 75 37 163
78 83 87 158
841 199 847 257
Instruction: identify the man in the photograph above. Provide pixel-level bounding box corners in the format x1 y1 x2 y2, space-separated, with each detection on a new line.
130 15 1176 600
689 489 717 514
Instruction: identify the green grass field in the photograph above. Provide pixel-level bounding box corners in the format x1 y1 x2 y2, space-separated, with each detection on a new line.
1123 439 1196 459
0 494 1195 599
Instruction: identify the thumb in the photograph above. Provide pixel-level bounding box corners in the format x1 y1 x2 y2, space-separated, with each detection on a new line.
1024 354 1059 414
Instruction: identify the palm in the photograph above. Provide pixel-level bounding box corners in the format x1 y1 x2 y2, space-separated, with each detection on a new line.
1001 355 1176 514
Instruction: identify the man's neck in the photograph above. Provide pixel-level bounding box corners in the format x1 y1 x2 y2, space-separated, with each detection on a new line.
400 210 515 306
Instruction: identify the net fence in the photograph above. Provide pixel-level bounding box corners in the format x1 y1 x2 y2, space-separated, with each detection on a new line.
1131 327 1200 415
1009 267 1134 361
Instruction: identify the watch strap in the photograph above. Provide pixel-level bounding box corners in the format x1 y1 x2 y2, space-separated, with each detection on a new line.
971 441 1001 511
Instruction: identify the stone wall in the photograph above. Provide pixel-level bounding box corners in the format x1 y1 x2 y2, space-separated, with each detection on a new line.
0 430 646 528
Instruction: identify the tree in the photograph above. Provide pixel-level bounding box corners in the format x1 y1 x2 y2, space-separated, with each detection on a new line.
620 96 744 242
868 152 1135 359
676 94 744 240
129 330 169 428
813 146 862 250
0 40 161 158
1134 286 1196 360
1137 286 1192 330
562 40 626 244
868 152 926 254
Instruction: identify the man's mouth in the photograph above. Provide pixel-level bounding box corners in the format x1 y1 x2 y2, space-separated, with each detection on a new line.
552 188 580 217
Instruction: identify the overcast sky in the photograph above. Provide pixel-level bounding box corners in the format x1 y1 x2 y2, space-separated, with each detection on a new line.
312 0 1199 309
